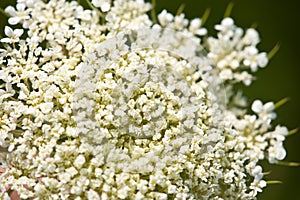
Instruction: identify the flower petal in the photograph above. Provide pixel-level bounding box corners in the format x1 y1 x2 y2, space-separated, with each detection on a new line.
4 26 14 37
0 38 11 43
16 3 26 11
14 29 24 37
4 6 16 16
251 100 263 113
8 17 21 25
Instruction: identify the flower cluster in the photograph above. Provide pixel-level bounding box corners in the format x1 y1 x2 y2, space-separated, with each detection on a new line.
0 0 291 199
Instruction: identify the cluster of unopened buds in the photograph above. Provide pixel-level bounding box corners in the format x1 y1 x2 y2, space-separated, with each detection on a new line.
0 0 297 199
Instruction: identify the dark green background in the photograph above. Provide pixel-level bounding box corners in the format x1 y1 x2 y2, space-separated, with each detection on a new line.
1 0 299 199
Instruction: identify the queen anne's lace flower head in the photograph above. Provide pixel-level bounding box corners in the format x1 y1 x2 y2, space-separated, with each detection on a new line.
0 0 293 199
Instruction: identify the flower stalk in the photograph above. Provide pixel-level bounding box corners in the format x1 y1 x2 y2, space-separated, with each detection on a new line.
266 180 282 185
275 160 300 167
288 128 299 136
151 0 158 24
201 8 211 26
176 4 186 16
268 43 280 59
275 97 289 109
224 2 234 18
0 7 9 18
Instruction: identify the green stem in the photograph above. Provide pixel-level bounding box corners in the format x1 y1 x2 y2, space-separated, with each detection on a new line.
224 2 234 18
262 171 271 176
176 4 185 16
0 7 9 18
268 43 280 59
288 128 299 136
274 97 289 109
151 0 158 24
275 160 300 167
266 180 282 185
201 8 211 26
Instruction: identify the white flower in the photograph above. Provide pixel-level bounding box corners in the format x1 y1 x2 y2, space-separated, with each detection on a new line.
158 10 174 26
273 144 286 160
105 0 152 30
243 46 268 72
189 18 207 36
92 0 111 12
87 189 100 200
243 28 260 46
251 165 263 180
117 185 131 199
0 26 24 43
215 17 234 32
251 100 274 114
39 102 54 114
5 3 31 25
252 100 264 113
74 154 86 169
219 68 233 80
267 126 288 163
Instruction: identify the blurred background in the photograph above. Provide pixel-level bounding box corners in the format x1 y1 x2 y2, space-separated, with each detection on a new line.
1 0 299 199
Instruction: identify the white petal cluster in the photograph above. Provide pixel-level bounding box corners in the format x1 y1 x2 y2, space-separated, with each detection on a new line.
207 18 268 85
0 0 290 199
106 0 152 31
